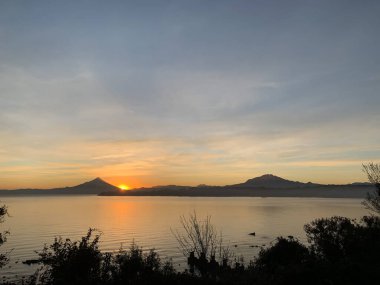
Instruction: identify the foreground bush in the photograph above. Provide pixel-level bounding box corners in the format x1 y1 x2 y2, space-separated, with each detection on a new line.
252 237 316 285
35 229 106 285
10 214 380 285
304 215 380 284
0 204 9 269
174 214 380 285
28 230 201 285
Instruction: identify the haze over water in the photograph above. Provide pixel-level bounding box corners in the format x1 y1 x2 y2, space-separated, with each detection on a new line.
1 196 368 280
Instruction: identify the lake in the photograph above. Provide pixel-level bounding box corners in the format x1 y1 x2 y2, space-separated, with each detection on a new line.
0 196 369 281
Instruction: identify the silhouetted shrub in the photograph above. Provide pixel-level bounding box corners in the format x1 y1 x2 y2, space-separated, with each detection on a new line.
114 242 169 284
30 230 191 285
304 215 380 284
305 215 380 263
13 213 380 285
305 216 357 262
256 236 311 269
252 237 316 285
0 204 9 269
35 228 107 285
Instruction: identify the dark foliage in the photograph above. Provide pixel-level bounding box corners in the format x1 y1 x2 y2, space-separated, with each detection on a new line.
4 213 380 285
256 237 310 268
113 242 177 285
26 230 204 285
305 216 357 262
252 237 316 285
0 204 9 268
175 215 380 285
35 228 105 285
304 215 380 284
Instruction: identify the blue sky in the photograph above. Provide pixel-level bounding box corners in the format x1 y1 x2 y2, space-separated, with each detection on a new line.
0 0 379 188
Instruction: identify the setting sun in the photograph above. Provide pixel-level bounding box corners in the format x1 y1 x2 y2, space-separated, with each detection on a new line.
118 184 130 190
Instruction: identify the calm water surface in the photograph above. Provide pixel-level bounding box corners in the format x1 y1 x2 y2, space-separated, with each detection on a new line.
0 196 369 280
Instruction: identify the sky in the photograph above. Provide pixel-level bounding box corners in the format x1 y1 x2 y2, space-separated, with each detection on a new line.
0 0 379 189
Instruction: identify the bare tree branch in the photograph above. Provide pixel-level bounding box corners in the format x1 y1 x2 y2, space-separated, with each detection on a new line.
171 211 233 263
362 162 380 214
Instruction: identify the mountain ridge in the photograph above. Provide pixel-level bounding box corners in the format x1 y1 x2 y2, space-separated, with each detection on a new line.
0 177 119 195
100 174 374 198
231 174 322 188
0 174 374 197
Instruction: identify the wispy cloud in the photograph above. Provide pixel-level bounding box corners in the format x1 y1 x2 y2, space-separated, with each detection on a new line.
0 0 379 188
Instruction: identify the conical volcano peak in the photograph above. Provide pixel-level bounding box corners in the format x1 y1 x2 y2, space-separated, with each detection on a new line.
80 177 107 186
74 177 120 193
91 177 106 183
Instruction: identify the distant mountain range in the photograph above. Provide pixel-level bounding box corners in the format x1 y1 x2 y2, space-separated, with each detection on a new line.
0 174 374 198
231 174 321 188
0 178 119 196
101 174 374 198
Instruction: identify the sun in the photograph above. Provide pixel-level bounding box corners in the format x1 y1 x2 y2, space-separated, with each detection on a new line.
118 184 130 190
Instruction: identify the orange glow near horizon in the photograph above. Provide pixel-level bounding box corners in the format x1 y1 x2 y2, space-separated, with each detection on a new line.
118 184 130 190
103 176 146 190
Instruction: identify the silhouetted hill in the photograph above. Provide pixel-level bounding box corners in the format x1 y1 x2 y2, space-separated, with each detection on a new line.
350 182 372 186
0 175 375 198
0 178 119 196
231 174 321 188
100 174 375 198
